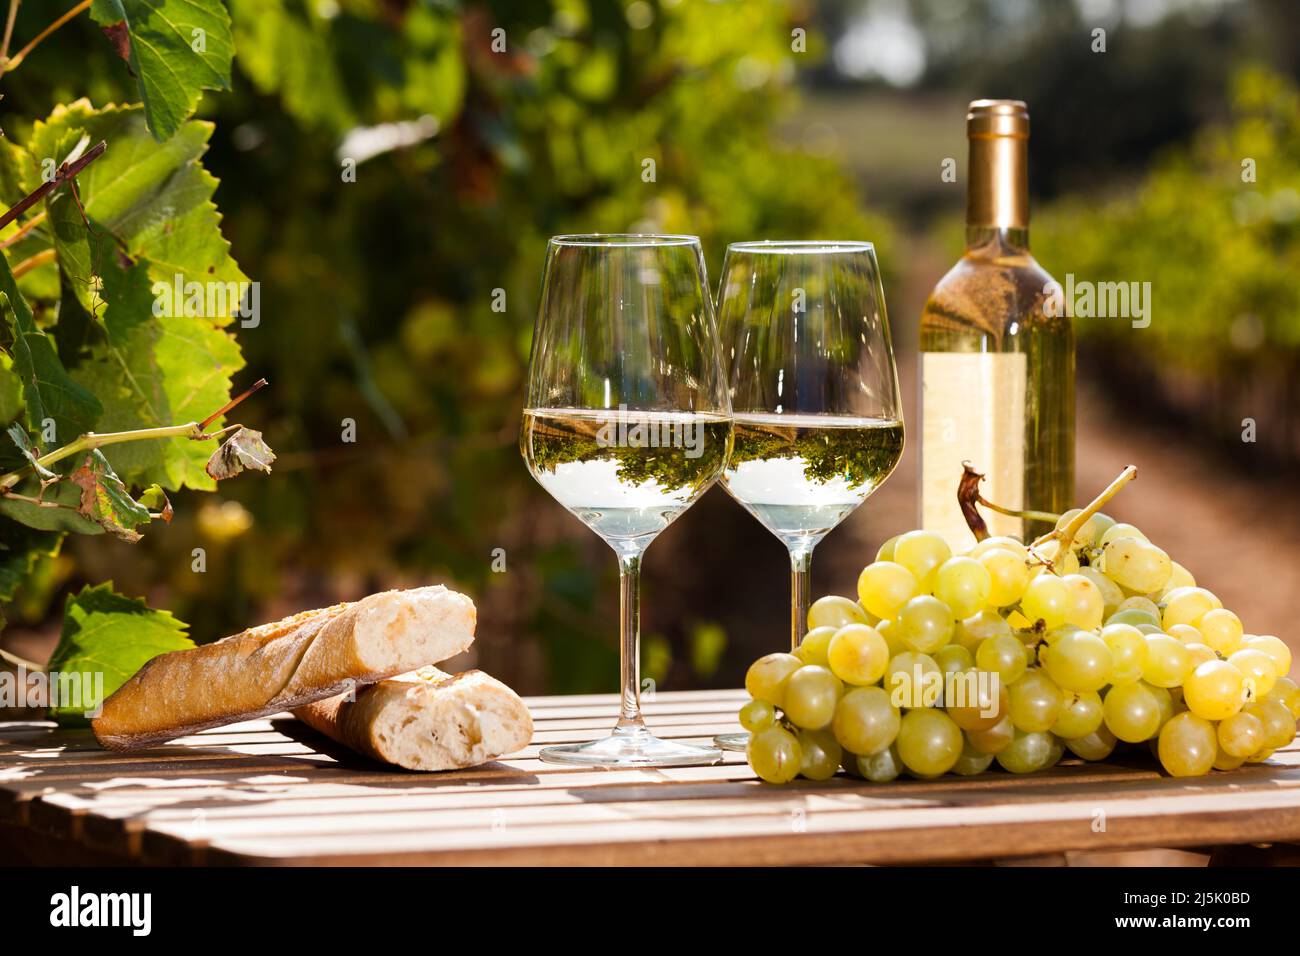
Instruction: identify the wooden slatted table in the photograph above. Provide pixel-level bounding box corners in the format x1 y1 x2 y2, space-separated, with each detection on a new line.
2 688 1298 866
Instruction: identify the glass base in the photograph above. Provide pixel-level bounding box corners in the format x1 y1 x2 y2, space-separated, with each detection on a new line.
539 724 722 768
714 731 750 752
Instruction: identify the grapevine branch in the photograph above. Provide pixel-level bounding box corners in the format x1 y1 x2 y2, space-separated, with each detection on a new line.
0 0 91 75
0 379 268 492
0 138 106 232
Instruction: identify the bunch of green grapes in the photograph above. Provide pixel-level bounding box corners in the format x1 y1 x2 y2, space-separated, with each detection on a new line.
741 519 1299 784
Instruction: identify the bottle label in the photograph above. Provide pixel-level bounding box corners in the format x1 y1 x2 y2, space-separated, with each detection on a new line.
921 351 1027 552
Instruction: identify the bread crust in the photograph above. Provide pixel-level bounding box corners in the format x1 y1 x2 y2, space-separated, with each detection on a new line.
293 666 534 771
91 586 476 750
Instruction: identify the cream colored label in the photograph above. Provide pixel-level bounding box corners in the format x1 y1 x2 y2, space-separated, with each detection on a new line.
921 352 1027 553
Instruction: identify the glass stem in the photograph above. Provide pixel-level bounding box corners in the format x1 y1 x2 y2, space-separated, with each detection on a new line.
789 545 814 652
616 550 645 730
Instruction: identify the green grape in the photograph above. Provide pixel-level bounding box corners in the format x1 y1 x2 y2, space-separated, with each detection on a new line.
935 644 974 677
1040 624 1081 648
858 743 903 782
875 534 901 563
1099 522 1148 545
1116 595 1161 618
739 698 777 733
1065 725 1118 761
894 530 952 590
953 610 1012 654
1213 745 1247 772
876 618 907 657
782 665 842 730
1217 711 1265 758
1020 574 1070 629
1196 608 1243 656
807 595 870 632
1100 622 1147 684
1166 623 1204 645
1265 676 1300 719
1088 511 1117 539
1151 684 1175 731
1054 507 1105 549
1007 668 1064 733
933 557 992 619
1136 624 1165 636
1041 631 1114 692
975 633 1029 685
885 651 943 709
1160 586 1222 630
797 728 843 781
1061 573 1105 630
857 561 919 620
951 739 997 776
1077 567 1123 618
1103 681 1163 742
831 686 900 756
1052 690 1104 739
967 713 1016 754
1163 561 1196 592
1228 648 1278 700
979 547 1031 607
1183 643 1218 669
1157 712 1217 777
896 709 963 777
996 729 1058 773
1107 607 1161 629
1141 634 1192 688
744 652 803 707
945 668 1007 731
796 626 837 668
968 535 1029 561
747 726 802 784
826 624 890 686
1242 635 1292 679
1244 700 1297 751
1245 749 1276 765
897 595 955 654
1102 538 1172 593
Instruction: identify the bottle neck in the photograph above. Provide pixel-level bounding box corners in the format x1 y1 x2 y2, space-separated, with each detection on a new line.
966 130 1029 251
965 225 1029 255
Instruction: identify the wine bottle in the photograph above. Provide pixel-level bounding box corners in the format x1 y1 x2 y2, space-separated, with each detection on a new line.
919 99 1074 550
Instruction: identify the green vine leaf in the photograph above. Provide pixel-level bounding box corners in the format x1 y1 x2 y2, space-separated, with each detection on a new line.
69 448 154 541
0 254 102 450
89 0 235 142
46 583 193 725
28 102 248 489
6 423 55 480
0 520 62 603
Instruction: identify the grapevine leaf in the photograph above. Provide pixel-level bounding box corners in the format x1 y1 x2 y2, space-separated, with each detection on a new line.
89 0 234 142
0 352 25 426
27 102 247 489
69 448 153 541
5 423 55 480
0 479 102 534
46 583 193 726
206 426 275 480
0 253 102 449
0 519 62 602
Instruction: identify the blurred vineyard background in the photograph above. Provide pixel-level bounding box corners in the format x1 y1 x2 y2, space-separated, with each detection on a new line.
3 0 1299 693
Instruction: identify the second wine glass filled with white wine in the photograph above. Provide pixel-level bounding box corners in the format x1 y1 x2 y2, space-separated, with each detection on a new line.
715 241 903 751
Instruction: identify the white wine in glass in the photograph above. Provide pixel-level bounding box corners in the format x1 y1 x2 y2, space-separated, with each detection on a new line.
714 241 903 751
521 234 731 768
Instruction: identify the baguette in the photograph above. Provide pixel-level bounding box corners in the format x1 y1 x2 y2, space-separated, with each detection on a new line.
92 586 476 751
293 666 533 771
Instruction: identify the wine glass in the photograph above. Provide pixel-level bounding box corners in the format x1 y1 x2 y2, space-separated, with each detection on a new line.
713 241 903 750
520 234 731 767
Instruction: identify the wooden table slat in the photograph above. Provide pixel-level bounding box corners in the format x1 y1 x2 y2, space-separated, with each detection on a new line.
2 689 1298 866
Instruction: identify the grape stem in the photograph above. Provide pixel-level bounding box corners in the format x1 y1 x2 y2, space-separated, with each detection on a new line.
1033 465 1137 552
956 462 1061 541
